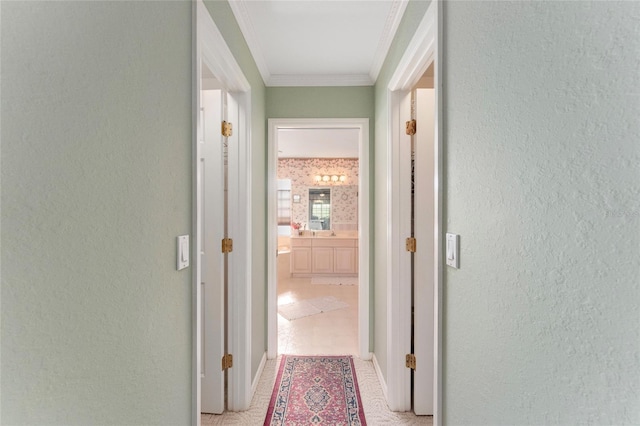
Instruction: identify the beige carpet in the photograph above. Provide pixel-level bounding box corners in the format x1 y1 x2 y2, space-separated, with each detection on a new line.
202 357 433 425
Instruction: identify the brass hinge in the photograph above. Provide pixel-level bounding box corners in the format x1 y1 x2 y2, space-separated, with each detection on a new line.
406 237 417 253
405 119 416 135
406 354 416 370
221 120 233 137
222 354 233 370
221 238 233 253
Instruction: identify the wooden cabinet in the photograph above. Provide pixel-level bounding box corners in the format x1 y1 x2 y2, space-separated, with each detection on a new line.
291 247 312 274
334 247 357 274
291 237 357 276
290 238 312 274
312 247 334 273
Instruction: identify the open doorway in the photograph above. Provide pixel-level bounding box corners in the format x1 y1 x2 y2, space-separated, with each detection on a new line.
267 119 371 361
275 130 360 355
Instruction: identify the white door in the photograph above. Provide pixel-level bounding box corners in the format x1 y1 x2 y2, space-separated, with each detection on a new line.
201 89 225 414
413 88 435 415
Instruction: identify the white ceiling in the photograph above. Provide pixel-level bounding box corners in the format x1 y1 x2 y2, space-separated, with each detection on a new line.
278 128 359 158
229 0 408 87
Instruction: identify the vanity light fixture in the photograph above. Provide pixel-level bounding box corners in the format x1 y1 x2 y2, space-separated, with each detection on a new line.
314 174 347 184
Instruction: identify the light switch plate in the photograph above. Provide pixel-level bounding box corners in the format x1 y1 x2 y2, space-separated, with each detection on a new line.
177 235 189 271
446 233 459 269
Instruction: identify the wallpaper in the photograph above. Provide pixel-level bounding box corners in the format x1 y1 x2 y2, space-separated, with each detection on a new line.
278 158 359 231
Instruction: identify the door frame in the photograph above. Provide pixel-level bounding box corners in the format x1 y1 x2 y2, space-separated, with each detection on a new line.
192 1 253 422
267 118 371 361
386 1 443 423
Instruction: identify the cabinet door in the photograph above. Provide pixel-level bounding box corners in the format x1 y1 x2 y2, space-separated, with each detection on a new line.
312 247 334 273
291 247 312 274
334 247 356 274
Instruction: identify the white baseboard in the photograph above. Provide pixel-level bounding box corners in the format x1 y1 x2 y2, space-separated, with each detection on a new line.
360 351 373 361
251 352 267 397
372 353 388 401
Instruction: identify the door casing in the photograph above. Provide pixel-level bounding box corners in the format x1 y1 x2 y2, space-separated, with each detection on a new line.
267 118 371 361
192 1 253 423
385 1 443 423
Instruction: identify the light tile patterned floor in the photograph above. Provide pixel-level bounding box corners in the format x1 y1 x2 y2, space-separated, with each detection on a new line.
277 276 359 356
201 277 432 425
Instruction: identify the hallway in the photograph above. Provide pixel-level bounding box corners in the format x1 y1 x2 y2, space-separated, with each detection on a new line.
203 277 432 424
202 356 432 425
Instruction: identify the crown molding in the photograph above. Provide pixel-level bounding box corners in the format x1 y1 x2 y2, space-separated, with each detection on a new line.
369 0 409 83
267 74 374 87
228 0 271 85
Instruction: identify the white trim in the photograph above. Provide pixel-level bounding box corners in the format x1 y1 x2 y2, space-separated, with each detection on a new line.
225 90 253 412
385 89 412 412
386 1 442 423
372 354 388 402
193 0 253 419
191 4 201 423
251 352 267 397
227 0 270 85
369 0 409 83
267 74 373 87
267 118 370 361
434 3 444 422
387 4 437 92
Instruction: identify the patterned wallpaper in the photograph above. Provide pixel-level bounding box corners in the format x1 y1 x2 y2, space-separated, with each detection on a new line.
278 158 359 231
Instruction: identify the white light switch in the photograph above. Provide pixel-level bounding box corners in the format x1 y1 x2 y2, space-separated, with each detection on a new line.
446 233 459 269
177 235 189 270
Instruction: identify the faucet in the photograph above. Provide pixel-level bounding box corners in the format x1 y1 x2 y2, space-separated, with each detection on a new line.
330 227 336 236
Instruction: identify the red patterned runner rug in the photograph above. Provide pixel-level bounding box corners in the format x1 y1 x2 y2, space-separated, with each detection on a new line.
264 355 367 425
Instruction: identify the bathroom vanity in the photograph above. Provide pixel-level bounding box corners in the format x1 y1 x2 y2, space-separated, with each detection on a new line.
290 235 358 277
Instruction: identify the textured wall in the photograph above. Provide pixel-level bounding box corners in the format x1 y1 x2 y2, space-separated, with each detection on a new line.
443 1 640 424
1 2 193 424
204 0 268 387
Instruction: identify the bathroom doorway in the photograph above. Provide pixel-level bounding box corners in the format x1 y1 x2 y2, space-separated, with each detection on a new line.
267 119 370 360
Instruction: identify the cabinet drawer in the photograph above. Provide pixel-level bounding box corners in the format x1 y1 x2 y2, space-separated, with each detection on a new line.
290 238 312 247
312 238 356 248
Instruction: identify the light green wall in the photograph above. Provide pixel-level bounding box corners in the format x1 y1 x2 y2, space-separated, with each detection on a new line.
375 0 639 422
1 2 193 424
372 0 431 385
266 86 375 349
204 0 267 385
441 2 639 424
267 87 374 120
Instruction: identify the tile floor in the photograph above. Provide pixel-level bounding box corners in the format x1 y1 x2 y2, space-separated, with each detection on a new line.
201 275 432 425
277 276 359 356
